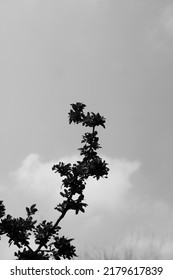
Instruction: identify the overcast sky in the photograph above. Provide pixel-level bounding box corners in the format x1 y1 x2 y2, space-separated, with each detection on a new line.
0 0 173 259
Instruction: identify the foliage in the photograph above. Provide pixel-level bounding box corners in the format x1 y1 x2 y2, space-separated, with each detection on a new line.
0 102 109 259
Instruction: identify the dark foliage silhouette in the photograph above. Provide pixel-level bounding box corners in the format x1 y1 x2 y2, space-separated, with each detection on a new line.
0 102 109 259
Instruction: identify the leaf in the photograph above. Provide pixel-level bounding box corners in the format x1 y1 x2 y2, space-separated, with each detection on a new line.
26 207 30 216
30 204 38 215
31 204 36 210
60 192 65 197
0 200 6 218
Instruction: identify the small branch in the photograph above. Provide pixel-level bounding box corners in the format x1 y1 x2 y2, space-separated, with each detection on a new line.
34 193 73 254
26 244 34 252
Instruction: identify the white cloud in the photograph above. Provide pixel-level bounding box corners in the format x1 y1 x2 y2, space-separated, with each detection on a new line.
7 154 140 222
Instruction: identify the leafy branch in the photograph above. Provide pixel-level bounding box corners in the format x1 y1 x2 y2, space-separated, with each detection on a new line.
0 102 109 259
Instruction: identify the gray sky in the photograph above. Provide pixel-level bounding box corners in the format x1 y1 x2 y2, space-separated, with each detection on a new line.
0 0 173 259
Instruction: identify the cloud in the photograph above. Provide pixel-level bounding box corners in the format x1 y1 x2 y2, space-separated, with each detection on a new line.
6 153 140 224
1 153 173 259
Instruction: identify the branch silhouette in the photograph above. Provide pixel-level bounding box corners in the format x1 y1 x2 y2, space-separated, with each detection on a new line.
0 102 109 260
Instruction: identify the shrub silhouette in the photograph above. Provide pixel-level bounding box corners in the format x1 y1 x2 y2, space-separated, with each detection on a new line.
0 102 109 259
